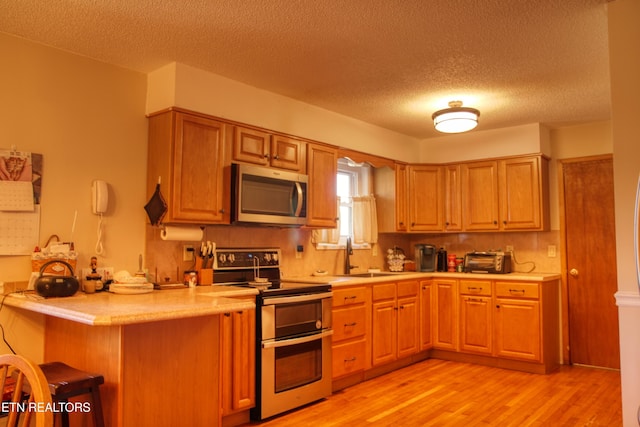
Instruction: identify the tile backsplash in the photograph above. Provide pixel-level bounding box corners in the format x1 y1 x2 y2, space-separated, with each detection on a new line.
145 224 560 283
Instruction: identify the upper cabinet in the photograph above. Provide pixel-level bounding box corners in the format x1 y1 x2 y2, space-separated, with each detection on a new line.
407 165 444 231
232 126 306 173
306 143 338 228
443 164 463 232
462 155 549 231
147 110 229 224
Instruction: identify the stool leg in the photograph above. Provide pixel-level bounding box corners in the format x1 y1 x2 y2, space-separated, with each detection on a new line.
90 387 105 427
59 399 70 427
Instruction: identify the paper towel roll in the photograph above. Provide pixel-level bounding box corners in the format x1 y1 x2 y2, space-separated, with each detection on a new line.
160 226 203 241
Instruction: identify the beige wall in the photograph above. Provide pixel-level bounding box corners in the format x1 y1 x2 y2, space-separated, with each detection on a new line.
0 33 148 357
608 0 640 424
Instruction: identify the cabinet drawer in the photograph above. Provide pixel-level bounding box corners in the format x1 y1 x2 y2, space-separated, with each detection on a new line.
495 282 539 299
332 340 366 378
333 306 367 342
373 283 396 301
333 287 367 307
397 280 419 298
459 280 492 296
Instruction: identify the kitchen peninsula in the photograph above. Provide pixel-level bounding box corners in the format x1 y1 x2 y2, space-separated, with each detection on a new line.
4 286 257 427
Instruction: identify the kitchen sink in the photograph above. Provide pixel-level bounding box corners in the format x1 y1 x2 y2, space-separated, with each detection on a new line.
339 272 400 278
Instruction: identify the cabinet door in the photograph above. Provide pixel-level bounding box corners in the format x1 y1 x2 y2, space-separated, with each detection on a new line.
499 156 543 230
171 113 227 223
306 143 338 227
270 134 306 172
372 300 396 365
395 163 409 231
419 281 433 350
459 295 492 354
444 164 463 231
397 295 419 358
433 280 458 350
232 126 270 166
461 161 499 230
221 309 256 414
494 298 541 361
408 165 443 231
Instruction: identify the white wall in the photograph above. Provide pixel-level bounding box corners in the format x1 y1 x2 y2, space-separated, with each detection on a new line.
609 0 640 425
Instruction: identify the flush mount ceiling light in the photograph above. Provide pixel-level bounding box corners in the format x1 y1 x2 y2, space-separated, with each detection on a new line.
432 101 480 133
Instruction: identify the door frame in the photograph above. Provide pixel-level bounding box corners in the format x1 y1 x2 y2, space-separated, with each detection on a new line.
557 153 613 365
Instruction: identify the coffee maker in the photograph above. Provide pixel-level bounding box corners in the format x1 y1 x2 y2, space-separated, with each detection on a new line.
414 244 436 272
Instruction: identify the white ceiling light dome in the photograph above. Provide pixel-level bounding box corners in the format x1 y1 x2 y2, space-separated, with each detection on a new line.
432 101 480 133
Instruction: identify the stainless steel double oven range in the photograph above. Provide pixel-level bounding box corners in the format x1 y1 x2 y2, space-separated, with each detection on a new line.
212 247 333 420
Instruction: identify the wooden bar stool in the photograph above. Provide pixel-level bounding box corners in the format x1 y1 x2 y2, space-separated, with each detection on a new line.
38 362 105 427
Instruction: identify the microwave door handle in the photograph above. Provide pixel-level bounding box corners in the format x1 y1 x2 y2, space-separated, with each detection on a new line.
292 182 303 217
262 330 333 349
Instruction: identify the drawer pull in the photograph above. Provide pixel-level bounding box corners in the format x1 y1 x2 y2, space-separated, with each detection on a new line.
344 295 357 301
509 289 526 294
344 357 357 362
467 298 484 303
344 322 357 327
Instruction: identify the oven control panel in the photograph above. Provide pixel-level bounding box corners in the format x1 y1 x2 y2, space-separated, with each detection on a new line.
214 248 281 270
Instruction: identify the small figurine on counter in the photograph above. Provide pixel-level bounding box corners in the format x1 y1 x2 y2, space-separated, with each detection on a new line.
87 256 101 280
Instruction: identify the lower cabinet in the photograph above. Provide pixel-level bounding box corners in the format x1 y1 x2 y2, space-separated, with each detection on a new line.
371 281 419 366
419 280 433 350
332 286 369 378
433 279 458 351
220 307 255 416
459 280 492 355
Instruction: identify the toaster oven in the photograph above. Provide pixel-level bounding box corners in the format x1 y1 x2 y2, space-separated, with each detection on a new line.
463 252 512 274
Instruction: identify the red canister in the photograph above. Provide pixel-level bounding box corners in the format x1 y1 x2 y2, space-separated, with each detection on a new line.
447 254 456 272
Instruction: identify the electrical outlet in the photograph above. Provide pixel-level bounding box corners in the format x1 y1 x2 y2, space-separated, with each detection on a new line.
296 245 303 259
183 245 195 262
505 245 514 253
548 245 557 257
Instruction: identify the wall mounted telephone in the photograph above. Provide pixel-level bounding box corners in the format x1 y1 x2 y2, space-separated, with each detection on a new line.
92 180 108 214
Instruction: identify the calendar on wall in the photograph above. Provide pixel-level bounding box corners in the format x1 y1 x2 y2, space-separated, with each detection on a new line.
0 148 43 255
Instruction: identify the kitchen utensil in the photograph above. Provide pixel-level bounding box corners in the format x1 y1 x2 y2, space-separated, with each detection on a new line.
135 254 146 277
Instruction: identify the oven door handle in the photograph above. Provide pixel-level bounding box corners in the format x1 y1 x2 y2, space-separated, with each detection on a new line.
262 330 333 349
262 291 333 305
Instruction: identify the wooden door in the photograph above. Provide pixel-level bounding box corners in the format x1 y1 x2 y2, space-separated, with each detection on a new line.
306 143 338 227
395 163 408 231
419 281 433 350
494 298 541 361
270 135 306 172
459 295 492 355
499 156 542 230
433 279 458 350
371 299 396 365
444 164 463 231
397 295 419 358
408 165 443 231
232 126 270 166
461 161 500 230
561 156 619 369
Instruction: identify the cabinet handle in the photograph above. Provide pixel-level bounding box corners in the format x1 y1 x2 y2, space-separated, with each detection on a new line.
344 357 357 362
219 209 225 213
509 289 526 295
496 304 501 309
467 286 481 292
466 298 484 303
344 295 357 301
263 154 270 159
411 222 415 227
224 313 231 317
344 322 357 327
493 220 498 225
273 155 280 160
503 220 507 225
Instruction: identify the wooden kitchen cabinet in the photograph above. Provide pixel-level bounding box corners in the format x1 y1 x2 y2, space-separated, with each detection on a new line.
498 156 549 230
306 143 338 227
232 125 306 172
459 280 492 355
407 165 443 231
220 307 256 417
147 109 228 224
444 164 463 231
433 279 458 351
371 281 419 366
395 163 409 231
419 280 433 350
494 282 542 362
461 160 500 231
332 287 369 379
461 155 549 231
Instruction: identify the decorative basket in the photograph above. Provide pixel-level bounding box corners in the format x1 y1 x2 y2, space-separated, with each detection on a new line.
386 246 406 272
31 235 77 276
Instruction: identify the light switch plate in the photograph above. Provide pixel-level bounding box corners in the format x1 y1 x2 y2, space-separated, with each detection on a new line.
548 245 557 257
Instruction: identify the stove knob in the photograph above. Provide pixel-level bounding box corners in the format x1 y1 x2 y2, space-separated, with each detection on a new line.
219 254 227 264
228 254 235 263
272 252 279 263
264 253 271 262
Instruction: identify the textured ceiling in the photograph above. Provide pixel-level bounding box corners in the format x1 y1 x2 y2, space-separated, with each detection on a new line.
0 0 611 139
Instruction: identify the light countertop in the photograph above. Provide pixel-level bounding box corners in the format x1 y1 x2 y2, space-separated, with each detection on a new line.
283 271 562 287
3 285 257 326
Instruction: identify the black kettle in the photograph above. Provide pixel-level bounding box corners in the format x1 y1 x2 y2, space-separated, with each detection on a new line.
436 248 448 272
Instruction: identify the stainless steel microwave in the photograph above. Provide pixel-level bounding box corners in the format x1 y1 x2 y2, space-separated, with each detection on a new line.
231 163 308 226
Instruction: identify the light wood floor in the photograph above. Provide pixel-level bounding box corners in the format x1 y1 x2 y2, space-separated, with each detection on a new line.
246 359 621 426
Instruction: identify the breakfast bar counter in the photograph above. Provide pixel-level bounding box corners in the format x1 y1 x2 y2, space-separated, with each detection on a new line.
5 286 257 427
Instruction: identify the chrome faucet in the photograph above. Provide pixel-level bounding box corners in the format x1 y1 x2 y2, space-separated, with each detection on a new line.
344 236 358 274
